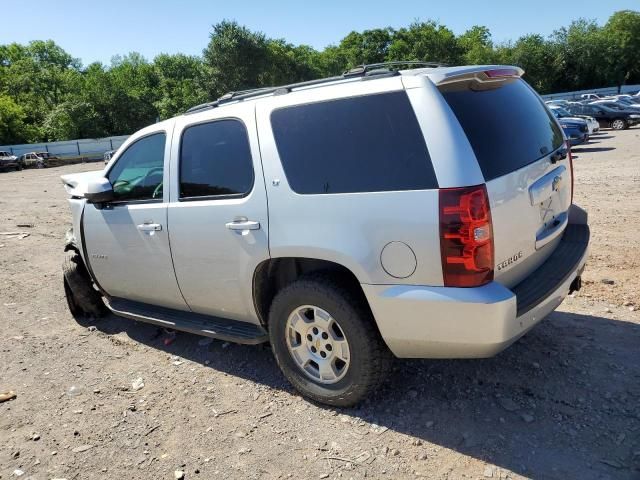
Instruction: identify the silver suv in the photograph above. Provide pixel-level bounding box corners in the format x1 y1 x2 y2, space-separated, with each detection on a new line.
61 63 590 406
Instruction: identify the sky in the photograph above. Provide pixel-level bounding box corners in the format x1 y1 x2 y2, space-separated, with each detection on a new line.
2 0 638 66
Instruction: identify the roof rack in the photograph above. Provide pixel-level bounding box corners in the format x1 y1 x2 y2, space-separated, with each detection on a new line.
185 61 445 115
343 61 446 77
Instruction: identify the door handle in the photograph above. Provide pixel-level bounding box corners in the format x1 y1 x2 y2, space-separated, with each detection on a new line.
137 223 162 232
225 220 260 231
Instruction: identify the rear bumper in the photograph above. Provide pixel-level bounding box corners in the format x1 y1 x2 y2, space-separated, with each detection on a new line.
364 206 590 359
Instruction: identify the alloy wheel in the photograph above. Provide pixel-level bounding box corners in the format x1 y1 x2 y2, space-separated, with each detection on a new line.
285 305 351 384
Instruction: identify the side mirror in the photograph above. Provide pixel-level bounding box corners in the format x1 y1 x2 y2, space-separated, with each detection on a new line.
85 177 114 203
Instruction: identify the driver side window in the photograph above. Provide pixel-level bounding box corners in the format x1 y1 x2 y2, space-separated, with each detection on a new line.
108 132 166 202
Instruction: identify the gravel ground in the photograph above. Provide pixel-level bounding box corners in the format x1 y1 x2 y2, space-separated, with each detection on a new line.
1 129 639 480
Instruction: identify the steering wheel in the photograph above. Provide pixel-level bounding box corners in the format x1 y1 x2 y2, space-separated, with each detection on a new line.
153 182 163 199
140 167 164 199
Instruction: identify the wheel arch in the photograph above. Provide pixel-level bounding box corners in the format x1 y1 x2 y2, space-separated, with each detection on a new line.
252 257 371 329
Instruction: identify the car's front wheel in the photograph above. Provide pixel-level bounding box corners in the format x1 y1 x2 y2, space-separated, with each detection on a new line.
268 273 392 407
611 118 627 130
62 253 106 318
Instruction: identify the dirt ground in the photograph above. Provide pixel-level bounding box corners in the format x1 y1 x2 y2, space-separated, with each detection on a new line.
1 129 639 480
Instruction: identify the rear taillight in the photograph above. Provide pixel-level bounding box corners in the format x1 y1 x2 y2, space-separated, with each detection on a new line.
439 185 494 287
566 140 574 204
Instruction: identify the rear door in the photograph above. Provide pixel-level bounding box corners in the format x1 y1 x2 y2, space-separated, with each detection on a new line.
167 102 269 324
439 77 571 287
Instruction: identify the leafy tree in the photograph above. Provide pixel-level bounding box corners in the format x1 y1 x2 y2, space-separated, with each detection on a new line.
0 94 33 144
337 28 395 69
154 53 207 118
387 21 462 65
43 100 100 140
500 34 559 93
203 20 272 98
602 10 640 88
551 19 609 92
459 26 496 65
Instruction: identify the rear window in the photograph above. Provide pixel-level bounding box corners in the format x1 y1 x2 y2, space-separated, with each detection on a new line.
271 91 437 194
440 79 564 181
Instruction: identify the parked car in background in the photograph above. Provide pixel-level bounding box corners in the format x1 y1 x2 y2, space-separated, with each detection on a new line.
565 103 640 130
19 152 54 168
557 116 589 146
0 150 22 171
608 94 640 104
607 96 640 108
548 105 599 134
590 100 640 112
545 99 570 106
581 93 602 101
103 149 117 164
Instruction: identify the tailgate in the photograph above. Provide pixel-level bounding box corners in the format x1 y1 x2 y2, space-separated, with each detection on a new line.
439 76 570 287
487 155 571 287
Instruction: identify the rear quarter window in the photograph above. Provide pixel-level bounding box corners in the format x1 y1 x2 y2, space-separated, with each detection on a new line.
440 79 564 181
270 91 437 194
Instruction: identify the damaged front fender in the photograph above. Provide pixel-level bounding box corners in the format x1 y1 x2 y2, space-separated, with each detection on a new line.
64 227 79 253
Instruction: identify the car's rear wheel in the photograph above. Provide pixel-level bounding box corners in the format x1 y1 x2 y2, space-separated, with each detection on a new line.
62 253 106 318
268 273 392 407
611 119 627 130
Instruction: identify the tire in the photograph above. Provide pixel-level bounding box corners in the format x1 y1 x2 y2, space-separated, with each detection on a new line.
62 252 106 318
611 118 627 130
268 272 392 407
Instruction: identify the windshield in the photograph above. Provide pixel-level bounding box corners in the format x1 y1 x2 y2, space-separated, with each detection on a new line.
553 107 571 117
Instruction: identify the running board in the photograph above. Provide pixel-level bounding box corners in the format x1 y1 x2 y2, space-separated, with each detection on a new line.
105 297 268 345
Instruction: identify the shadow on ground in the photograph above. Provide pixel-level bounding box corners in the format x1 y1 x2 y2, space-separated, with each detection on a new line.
572 146 616 153
79 309 640 480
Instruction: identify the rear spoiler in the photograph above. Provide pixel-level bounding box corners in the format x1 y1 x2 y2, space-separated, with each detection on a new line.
428 66 524 87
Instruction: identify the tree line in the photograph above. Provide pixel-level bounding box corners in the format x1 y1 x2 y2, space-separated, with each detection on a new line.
1 10 639 145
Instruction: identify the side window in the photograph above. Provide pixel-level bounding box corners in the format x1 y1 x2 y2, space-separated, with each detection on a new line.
179 119 254 199
270 91 437 194
108 133 166 202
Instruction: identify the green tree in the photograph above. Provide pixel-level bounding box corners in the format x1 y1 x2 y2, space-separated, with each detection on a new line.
387 21 462 65
203 20 272 98
43 100 101 140
0 94 33 144
459 26 496 65
602 10 640 88
500 34 559 93
551 19 609 92
336 28 395 69
154 53 207 118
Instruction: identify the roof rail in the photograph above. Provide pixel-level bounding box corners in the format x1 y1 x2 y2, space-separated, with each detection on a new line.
184 61 445 115
343 61 446 77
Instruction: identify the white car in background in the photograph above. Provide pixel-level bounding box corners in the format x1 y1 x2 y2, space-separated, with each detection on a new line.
548 105 599 134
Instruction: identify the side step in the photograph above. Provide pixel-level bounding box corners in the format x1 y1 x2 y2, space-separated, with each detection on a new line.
105 297 268 345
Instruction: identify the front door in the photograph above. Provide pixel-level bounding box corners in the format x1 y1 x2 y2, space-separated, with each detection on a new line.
83 129 188 310
167 103 269 324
